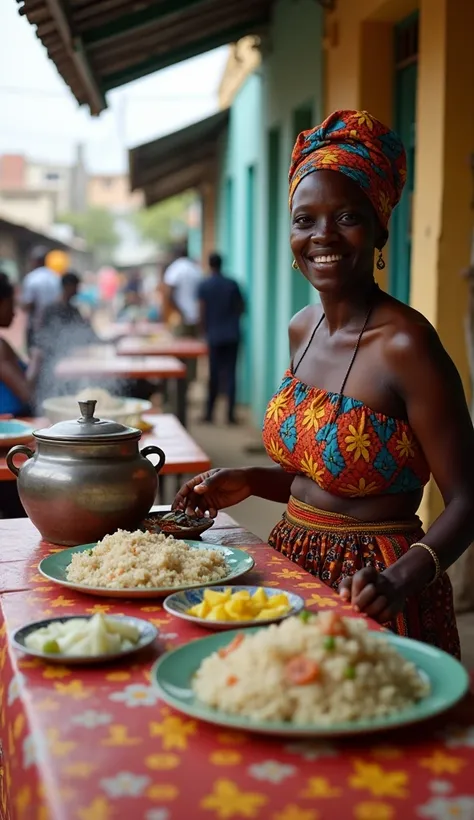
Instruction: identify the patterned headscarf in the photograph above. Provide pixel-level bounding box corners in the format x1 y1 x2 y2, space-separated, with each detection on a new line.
288 110 407 230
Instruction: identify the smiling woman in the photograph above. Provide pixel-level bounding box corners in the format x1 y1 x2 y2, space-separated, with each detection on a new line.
173 110 474 659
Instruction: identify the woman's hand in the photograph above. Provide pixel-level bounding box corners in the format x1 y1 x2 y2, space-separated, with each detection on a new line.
172 468 253 519
339 567 405 624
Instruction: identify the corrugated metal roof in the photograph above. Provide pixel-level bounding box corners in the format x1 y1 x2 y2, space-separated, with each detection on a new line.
129 109 228 205
17 0 273 115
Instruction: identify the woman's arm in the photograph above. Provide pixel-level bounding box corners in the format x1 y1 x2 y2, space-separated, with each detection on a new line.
0 340 32 405
342 320 474 619
173 465 294 517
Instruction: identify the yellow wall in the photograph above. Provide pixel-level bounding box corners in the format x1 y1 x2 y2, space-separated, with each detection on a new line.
324 0 474 524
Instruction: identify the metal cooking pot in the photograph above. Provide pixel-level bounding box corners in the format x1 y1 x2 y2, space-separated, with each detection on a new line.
6 400 166 546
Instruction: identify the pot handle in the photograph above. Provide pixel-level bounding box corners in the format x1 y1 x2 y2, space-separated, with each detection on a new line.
141 444 166 475
6 444 34 478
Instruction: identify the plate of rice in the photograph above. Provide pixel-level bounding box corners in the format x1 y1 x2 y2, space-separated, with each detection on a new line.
38 530 255 599
151 612 469 737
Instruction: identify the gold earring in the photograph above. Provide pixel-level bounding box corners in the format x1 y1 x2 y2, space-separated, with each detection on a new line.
376 251 385 271
292 259 299 270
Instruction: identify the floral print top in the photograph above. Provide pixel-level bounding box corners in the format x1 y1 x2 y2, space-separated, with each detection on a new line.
262 371 430 498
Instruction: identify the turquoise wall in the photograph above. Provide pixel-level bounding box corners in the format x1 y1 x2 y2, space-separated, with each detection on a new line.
217 0 324 424
217 73 262 404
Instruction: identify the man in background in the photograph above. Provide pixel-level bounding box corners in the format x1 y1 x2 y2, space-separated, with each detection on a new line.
35 272 98 408
198 252 244 425
21 246 61 351
162 241 202 337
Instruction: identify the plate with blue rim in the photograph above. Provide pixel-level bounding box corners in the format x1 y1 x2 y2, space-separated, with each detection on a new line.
38 541 255 599
163 585 305 630
12 614 158 665
151 627 469 737
0 419 34 447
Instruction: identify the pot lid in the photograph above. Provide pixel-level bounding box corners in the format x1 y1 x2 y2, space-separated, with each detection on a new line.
35 400 140 442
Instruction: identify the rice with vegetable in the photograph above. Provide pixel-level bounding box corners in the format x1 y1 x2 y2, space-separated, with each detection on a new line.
66 530 228 589
192 612 429 724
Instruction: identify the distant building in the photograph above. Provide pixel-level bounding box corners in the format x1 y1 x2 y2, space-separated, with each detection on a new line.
87 174 143 213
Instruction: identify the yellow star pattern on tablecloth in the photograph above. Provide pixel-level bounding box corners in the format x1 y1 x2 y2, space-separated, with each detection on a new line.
77 796 113 820
146 783 178 801
354 802 395 820
201 779 267 819
300 776 341 798
273 806 319 820
101 725 141 747
54 680 93 700
210 750 243 766
349 760 408 798
149 715 197 750
145 753 180 770
63 762 96 778
418 750 466 775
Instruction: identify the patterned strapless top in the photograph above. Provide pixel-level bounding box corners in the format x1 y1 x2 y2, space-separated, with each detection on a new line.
262 370 430 498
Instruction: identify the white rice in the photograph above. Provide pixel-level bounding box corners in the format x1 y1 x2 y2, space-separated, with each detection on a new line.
66 530 228 589
75 387 123 411
193 613 429 725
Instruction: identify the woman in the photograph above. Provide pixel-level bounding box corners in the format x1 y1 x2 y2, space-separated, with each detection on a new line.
174 110 474 657
0 272 39 416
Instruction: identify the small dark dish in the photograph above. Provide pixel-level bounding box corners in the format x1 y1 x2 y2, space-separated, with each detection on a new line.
141 510 214 540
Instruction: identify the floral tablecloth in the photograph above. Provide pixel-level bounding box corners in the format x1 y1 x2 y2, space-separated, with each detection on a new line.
1 517 473 820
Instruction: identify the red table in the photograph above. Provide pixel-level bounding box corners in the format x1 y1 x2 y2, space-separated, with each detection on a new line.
116 336 208 360
1 517 473 819
54 353 188 426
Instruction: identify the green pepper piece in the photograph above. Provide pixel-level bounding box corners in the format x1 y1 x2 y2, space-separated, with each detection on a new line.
42 639 61 654
323 636 336 651
299 610 311 623
344 665 356 679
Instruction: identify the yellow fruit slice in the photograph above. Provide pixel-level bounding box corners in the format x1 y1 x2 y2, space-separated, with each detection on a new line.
206 604 230 621
255 604 290 620
267 594 290 609
187 600 211 618
203 589 231 606
251 588 268 607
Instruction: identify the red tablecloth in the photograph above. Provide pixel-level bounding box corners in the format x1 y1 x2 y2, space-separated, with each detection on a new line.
1 517 473 820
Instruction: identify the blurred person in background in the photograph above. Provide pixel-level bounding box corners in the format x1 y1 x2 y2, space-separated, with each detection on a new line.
162 241 202 382
97 266 120 317
0 272 40 416
198 252 244 425
162 241 202 337
35 272 100 408
21 246 61 351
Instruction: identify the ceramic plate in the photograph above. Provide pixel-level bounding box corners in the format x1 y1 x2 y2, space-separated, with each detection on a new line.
152 628 469 737
0 420 34 447
12 615 158 665
141 511 214 541
38 541 255 599
163 585 305 630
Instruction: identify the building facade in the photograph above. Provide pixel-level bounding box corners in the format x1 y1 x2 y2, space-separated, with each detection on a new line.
216 0 324 417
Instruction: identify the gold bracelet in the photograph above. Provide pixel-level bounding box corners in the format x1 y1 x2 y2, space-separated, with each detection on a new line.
409 542 442 585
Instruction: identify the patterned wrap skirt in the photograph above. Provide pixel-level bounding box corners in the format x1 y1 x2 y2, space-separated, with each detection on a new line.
268 496 460 658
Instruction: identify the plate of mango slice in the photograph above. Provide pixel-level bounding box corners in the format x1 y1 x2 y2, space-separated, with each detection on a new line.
163 586 305 630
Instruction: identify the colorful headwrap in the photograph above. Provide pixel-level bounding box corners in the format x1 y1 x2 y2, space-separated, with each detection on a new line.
288 110 407 230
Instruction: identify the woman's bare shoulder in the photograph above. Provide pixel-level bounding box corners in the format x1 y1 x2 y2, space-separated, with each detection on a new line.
289 303 323 345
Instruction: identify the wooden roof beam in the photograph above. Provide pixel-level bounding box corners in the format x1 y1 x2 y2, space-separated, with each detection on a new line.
43 0 106 114
81 0 208 46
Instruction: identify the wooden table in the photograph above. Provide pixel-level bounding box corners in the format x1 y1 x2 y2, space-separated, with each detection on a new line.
0 415 210 496
116 336 208 359
0 516 473 820
54 353 188 426
99 322 167 341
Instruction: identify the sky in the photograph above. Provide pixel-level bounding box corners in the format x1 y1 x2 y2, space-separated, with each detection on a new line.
0 2 228 174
